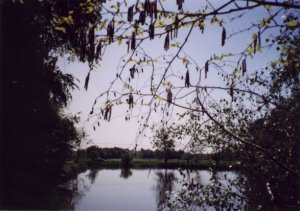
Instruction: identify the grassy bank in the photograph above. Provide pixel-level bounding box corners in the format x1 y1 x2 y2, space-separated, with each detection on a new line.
64 158 238 174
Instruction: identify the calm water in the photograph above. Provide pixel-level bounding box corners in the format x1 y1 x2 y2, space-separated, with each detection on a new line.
2 167 296 210
70 168 240 210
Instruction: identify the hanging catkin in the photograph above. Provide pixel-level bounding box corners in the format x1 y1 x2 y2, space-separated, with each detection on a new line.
185 70 190 87
131 32 136 50
174 15 179 38
176 0 184 10
164 32 170 51
127 5 134 22
221 27 226 46
95 40 102 61
167 89 172 106
139 10 146 25
230 85 234 99
205 61 209 79
149 22 155 40
130 65 136 78
84 71 90 90
242 58 247 75
128 93 134 109
107 20 115 44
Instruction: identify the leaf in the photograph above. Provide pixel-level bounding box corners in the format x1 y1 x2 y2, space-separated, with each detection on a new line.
117 37 122 45
210 15 219 26
287 20 299 27
54 26 66 33
263 5 272 12
87 6 94 14
252 33 257 40
157 95 163 101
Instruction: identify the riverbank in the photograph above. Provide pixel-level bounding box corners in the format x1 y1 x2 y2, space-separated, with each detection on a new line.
63 159 239 174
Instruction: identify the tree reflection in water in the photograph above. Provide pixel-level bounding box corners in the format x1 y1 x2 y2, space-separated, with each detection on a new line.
44 165 100 210
167 169 248 210
154 169 178 210
49 170 92 209
120 168 133 179
87 165 100 184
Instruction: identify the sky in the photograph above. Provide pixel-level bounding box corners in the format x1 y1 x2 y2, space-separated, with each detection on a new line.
58 0 284 150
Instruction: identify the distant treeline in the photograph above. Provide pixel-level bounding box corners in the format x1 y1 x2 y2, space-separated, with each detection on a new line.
72 146 237 162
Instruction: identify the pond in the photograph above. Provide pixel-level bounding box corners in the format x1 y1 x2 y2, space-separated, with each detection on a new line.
66 168 243 210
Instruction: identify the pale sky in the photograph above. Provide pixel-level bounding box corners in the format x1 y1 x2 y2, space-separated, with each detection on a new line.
58 0 284 150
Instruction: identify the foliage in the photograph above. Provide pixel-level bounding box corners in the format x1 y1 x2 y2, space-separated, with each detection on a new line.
240 90 300 207
152 128 175 164
0 1 83 208
138 148 159 159
167 170 248 210
76 146 134 160
86 145 101 161
121 152 133 167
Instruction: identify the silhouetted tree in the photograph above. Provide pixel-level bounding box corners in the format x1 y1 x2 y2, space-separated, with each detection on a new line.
0 1 95 208
121 152 133 167
86 145 100 161
153 128 175 165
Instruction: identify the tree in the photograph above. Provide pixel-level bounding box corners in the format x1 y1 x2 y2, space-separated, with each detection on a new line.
0 1 89 208
86 145 100 161
241 90 300 207
121 151 133 167
153 128 175 164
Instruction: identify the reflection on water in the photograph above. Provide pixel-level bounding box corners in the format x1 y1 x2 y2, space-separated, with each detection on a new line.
69 168 242 210
154 169 177 210
87 166 100 184
7 168 240 210
120 168 133 179
74 168 157 210
3 167 298 210
167 169 247 210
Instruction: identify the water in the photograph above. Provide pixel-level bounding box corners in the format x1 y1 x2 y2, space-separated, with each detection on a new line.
76 169 157 210
70 168 240 210
2 167 297 210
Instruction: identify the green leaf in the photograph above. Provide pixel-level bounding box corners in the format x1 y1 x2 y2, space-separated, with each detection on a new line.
117 37 122 45
263 5 272 12
54 26 66 33
287 20 299 27
87 6 94 14
252 33 257 40
156 95 163 101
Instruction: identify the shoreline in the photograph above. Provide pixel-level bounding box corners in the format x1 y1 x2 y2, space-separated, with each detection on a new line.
64 158 239 174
